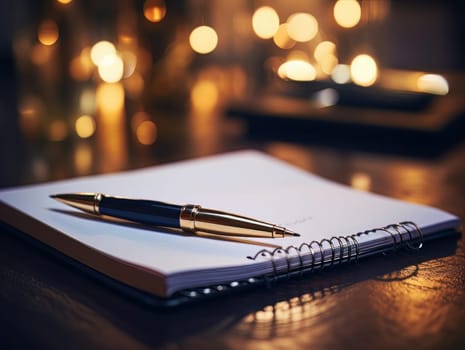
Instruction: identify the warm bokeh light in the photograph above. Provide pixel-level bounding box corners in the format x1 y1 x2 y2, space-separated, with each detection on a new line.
75 115 96 138
314 41 336 62
314 41 338 75
80 89 96 114
191 80 219 112
416 74 449 95
131 111 151 132
97 54 124 83
286 13 318 42
48 120 68 141
96 83 125 115
351 172 372 191
278 60 316 81
331 64 351 84
143 0 167 23
136 120 158 145
252 6 280 39
273 24 295 49
286 50 310 62
56 0 72 4
334 0 362 28
320 56 339 76
38 20 59 46
96 83 127 172
70 48 94 81
90 41 116 66
350 54 378 87
119 34 137 47
121 51 137 78
189 26 218 54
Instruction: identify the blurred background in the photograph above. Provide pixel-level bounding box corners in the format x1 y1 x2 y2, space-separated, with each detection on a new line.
1 0 465 188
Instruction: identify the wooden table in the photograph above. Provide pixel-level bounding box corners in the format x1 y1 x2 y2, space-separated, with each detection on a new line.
1 105 465 349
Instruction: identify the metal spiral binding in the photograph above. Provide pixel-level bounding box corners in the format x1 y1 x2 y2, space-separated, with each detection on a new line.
173 222 424 304
247 221 423 278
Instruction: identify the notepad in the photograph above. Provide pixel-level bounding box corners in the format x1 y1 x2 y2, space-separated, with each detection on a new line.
0 151 460 299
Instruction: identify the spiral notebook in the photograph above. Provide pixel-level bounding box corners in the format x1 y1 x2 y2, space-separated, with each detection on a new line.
0 151 460 305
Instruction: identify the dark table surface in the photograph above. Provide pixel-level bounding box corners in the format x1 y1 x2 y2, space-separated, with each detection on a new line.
2 131 465 349
2 63 465 349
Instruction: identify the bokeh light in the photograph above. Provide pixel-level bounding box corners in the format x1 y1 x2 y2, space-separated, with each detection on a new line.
278 60 316 81
331 64 351 84
121 51 137 78
334 0 362 28
38 20 59 46
56 0 72 4
90 41 116 66
131 112 157 146
79 89 96 114
273 24 295 49
314 41 336 62
314 41 338 74
189 26 218 54
96 83 127 172
96 83 125 115
75 115 96 138
286 13 318 42
136 120 158 145
416 74 449 95
131 111 151 132
97 54 124 83
143 0 167 23
48 120 68 141
350 54 378 87
351 172 372 191
252 6 280 39
287 50 310 62
191 80 219 112
70 48 94 81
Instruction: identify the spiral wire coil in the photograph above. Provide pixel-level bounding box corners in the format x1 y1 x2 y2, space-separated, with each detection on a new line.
178 221 423 302
247 221 423 278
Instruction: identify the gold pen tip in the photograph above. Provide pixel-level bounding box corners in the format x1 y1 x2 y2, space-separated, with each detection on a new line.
49 193 99 214
287 230 300 237
50 194 69 201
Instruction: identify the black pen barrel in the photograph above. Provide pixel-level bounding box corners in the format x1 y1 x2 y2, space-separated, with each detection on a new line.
99 196 182 228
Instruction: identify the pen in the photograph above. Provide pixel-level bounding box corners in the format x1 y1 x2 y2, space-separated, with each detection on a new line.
50 193 300 238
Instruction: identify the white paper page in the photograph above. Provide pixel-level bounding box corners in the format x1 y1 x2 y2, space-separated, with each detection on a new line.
0 151 460 283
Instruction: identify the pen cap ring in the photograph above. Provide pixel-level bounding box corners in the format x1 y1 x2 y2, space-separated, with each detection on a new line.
93 193 103 215
180 204 201 232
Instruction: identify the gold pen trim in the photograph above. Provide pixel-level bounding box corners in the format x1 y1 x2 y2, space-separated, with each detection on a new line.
51 192 103 215
93 193 103 215
179 204 201 232
179 204 299 238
